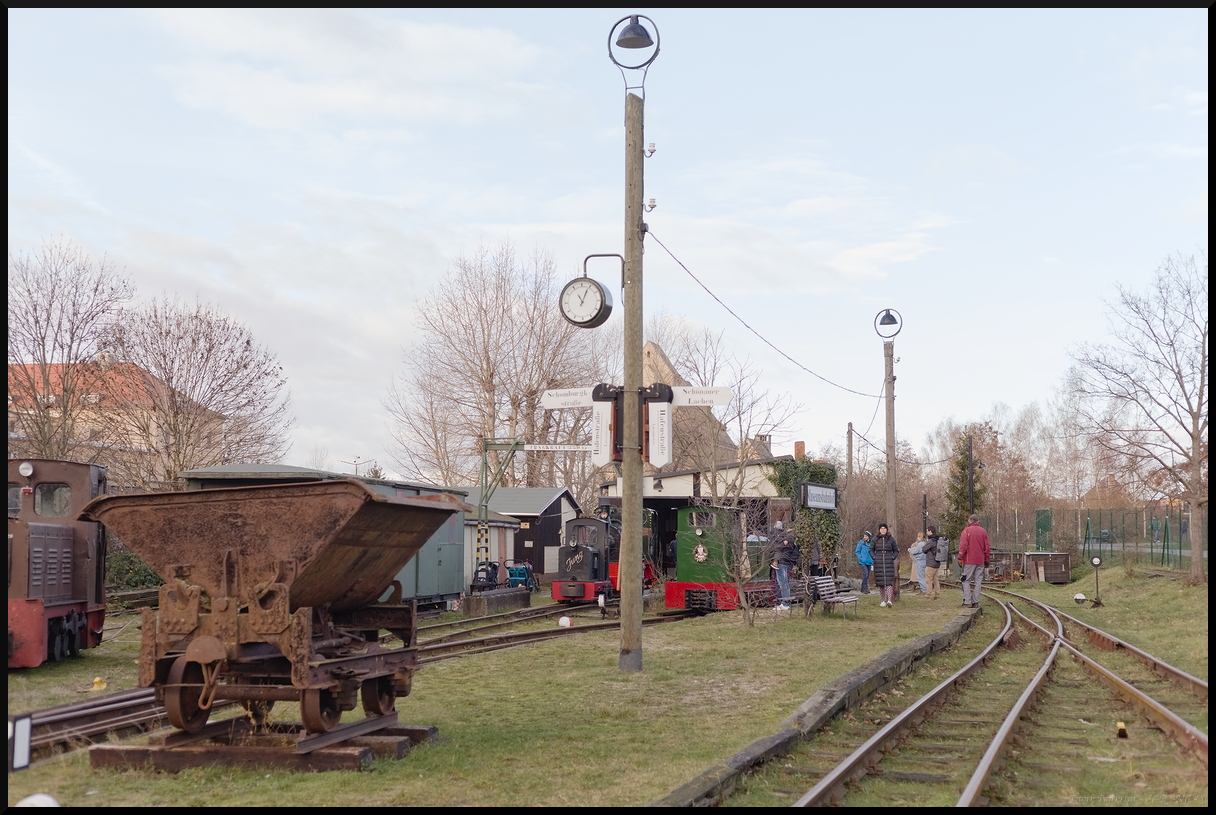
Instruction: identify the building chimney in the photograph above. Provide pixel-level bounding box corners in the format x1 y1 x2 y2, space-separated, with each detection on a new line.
794 441 805 460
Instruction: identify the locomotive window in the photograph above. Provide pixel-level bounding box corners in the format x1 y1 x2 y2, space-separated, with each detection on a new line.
8 483 20 517
688 512 717 528
574 525 598 547
33 483 72 517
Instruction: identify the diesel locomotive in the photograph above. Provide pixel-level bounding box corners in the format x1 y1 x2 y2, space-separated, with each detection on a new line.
8 459 109 668
663 505 775 612
551 510 656 603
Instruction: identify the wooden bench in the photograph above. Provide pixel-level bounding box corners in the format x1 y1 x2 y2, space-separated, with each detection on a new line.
811 575 858 619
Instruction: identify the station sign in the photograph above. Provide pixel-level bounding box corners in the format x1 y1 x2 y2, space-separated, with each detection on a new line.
799 482 838 511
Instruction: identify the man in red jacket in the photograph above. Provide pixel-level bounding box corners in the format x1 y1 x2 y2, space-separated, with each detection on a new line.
958 514 990 608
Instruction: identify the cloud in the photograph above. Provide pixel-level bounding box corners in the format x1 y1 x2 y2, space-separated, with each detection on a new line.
922 144 1033 187
145 9 559 129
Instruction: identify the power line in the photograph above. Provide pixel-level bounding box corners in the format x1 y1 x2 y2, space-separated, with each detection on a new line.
851 427 952 467
648 231 881 399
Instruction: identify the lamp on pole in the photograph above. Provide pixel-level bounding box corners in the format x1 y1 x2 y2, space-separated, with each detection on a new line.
875 308 902 570
609 14 659 673
875 313 904 605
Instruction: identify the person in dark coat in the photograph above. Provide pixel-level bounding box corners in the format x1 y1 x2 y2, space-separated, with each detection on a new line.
770 521 800 610
871 523 899 607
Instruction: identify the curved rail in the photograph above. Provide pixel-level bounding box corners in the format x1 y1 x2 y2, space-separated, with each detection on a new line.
792 600 1015 807
1052 605 1208 702
956 602 1063 806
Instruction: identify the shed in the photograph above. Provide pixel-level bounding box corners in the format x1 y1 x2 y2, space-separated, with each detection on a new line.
1024 552 1071 585
454 487 581 577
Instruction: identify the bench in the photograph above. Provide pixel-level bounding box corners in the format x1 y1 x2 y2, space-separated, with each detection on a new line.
811 575 858 619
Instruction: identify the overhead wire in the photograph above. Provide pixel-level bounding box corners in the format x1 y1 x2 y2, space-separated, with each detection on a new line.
648 231 953 468
648 231 881 399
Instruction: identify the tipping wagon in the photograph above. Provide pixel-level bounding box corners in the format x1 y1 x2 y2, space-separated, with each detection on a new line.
80 480 462 735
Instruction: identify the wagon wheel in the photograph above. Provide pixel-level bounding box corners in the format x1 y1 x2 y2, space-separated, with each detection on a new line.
301 688 342 733
66 611 81 657
165 656 210 733
361 676 395 717
48 621 66 663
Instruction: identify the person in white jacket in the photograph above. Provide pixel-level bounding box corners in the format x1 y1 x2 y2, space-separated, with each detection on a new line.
908 532 929 594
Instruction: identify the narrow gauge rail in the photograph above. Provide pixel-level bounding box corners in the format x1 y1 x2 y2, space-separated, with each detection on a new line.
721 589 1205 807
780 592 1207 806
418 611 691 663
415 602 598 645
979 584 1208 726
21 609 686 757
24 688 235 761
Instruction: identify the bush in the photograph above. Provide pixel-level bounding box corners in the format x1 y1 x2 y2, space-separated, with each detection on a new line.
105 539 163 591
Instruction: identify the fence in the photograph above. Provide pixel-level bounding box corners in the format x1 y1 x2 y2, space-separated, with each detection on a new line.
975 505 1203 571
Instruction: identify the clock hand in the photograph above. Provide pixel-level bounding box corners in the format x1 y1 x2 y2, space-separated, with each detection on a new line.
578 291 587 305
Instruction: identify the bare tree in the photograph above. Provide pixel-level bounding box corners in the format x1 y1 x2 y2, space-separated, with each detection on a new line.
386 242 608 507
7 238 134 461
1071 252 1208 583
105 296 293 490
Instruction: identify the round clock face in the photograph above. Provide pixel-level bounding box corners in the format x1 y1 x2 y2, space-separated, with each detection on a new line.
559 277 613 328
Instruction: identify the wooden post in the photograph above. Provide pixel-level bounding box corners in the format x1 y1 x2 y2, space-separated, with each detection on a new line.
619 91 644 673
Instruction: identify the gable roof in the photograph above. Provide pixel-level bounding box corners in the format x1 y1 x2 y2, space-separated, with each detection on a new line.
450 486 580 518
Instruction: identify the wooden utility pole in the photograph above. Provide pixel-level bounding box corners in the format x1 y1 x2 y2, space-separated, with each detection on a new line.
884 340 899 600
619 91 645 673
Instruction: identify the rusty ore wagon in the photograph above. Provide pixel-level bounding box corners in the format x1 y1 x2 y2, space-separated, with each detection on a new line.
79 479 463 734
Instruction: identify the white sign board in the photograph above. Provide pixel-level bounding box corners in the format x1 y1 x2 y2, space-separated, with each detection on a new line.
523 444 592 452
647 401 672 468
590 401 614 467
800 482 838 511
671 386 732 406
541 387 596 409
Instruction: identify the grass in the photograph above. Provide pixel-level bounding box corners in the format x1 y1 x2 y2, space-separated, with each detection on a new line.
7 573 1207 807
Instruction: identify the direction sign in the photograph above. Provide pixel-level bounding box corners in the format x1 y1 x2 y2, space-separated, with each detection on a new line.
590 401 614 467
522 444 592 452
541 387 596 409
671 386 732 406
647 401 672 468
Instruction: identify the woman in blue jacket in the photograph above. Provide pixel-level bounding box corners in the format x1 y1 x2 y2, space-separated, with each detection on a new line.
854 531 873 594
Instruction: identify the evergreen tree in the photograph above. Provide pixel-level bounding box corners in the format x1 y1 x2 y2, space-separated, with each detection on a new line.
941 429 988 541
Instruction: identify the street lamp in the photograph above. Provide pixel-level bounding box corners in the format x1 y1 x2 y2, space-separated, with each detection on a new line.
609 13 659 674
874 308 902 548
875 309 902 600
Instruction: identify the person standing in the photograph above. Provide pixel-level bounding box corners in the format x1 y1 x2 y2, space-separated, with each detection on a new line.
871 524 899 607
959 514 991 608
909 532 929 595
771 521 800 611
854 531 873 594
807 536 826 578
924 525 945 600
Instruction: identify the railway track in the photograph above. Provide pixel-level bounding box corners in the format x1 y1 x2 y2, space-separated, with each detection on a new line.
723 588 1207 807
22 605 684 758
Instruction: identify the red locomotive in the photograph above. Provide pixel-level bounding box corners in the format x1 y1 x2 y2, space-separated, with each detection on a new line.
8 459 109 668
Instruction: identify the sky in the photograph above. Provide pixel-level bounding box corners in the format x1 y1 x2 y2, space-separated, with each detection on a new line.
8 9 1208 479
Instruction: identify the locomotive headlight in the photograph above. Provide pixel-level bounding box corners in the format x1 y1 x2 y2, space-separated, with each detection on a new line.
18 461 34 477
